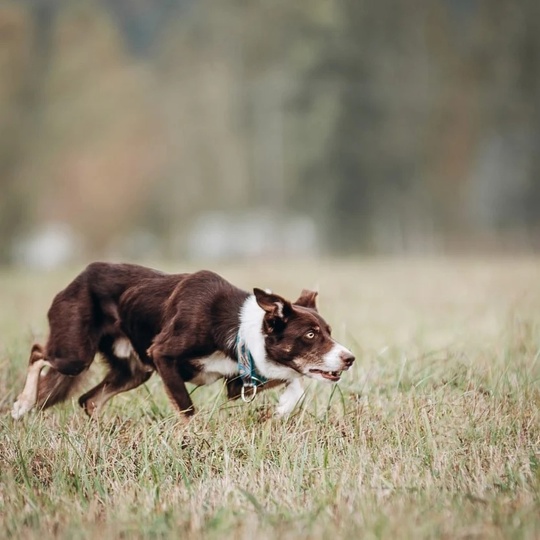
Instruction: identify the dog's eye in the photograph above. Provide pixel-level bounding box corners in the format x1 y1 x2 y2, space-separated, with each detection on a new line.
305 331 316 340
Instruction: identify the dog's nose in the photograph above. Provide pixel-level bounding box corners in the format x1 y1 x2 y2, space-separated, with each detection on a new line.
340 350 355 366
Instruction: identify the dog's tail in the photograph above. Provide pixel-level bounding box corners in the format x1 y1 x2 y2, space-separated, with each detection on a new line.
36 368 88 410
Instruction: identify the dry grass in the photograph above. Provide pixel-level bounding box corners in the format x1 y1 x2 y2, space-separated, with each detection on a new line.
1 257 539 539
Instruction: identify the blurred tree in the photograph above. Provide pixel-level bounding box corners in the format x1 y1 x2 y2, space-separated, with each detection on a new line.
19 1 164 258
104 0 191 56
0 1 56 264
293 0 433 252
294 0 540 253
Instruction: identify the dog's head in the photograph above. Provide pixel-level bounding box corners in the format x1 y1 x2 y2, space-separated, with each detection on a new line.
253 288 355 382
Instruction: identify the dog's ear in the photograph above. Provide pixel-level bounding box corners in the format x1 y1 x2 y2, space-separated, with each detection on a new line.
253 288 292 331
294 289 318 311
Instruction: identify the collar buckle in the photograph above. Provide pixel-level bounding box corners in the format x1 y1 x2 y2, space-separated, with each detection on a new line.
236 335 268 403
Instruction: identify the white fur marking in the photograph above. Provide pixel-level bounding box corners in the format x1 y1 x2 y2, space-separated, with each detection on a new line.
321 342 353 371
276 378 304 417
113 338 134 359
225 331 237 353
12 359 52 419
238 295 300 381
191 352 238 385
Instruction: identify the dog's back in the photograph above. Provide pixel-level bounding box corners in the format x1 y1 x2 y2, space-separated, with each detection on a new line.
118 273 188 362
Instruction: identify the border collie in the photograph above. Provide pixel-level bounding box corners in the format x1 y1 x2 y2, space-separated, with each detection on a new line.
11 262 354 420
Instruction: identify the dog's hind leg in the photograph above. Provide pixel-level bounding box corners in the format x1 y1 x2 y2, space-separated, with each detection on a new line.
78 354 153 416
12 344 53 419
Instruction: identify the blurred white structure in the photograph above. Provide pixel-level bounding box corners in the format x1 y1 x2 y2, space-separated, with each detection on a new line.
13 223 80 270
187 211 318 260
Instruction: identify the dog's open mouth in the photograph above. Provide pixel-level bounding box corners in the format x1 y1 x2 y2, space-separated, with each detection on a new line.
309 369 342 381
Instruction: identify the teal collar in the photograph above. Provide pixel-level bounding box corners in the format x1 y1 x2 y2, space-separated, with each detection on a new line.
236 335 268 402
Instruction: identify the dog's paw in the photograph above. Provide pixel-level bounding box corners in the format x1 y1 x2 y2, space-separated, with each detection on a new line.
11 397 32 420
275 398 303 418
79 397 98 417
274 404 295 418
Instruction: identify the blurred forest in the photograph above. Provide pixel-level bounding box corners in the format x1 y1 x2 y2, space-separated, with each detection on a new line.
1 0 539 266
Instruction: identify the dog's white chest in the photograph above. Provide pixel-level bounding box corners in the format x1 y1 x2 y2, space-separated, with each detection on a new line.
190 353 238 386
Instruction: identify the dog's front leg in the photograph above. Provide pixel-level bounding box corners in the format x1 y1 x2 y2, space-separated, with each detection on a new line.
151 351 194 420
275 378 304 417
225 377 244 400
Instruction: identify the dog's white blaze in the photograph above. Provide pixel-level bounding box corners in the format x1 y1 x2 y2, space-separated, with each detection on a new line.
321 341 353 371
113 337 134 359
191 352 238 386
275 378 304 417
238 295 300 381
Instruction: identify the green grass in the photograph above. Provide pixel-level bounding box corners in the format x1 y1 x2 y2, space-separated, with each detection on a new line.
1 258 539 539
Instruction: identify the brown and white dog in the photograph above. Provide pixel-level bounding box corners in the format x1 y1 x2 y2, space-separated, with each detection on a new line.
11 262 354 420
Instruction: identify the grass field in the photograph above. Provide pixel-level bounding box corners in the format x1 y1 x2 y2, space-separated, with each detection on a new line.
1 258 539 539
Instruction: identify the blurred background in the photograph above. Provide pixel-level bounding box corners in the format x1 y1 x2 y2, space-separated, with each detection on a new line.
1 0 539 268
